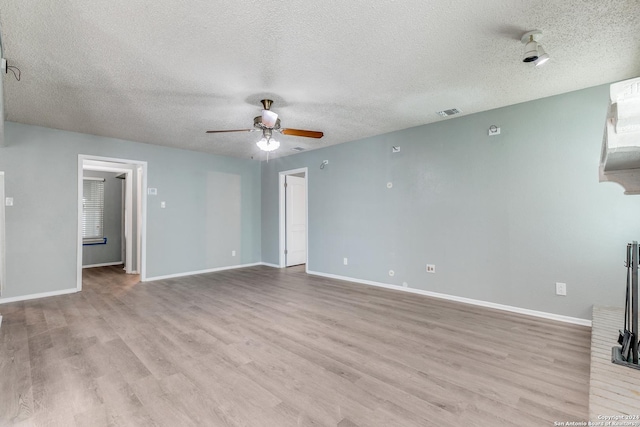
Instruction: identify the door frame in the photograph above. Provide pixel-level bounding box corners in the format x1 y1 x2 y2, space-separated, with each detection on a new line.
0 172 5 296
278 167 308 270
77 155 148 291
84 166 133 272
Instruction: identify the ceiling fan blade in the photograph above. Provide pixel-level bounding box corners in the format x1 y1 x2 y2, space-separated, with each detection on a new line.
205 129 254 134
281 128 324 139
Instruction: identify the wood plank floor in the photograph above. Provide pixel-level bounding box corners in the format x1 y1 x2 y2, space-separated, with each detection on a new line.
1 265 591 426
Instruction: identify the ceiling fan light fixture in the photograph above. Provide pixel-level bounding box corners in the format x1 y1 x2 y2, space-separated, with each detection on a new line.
261 109 278 128
256 137 280 152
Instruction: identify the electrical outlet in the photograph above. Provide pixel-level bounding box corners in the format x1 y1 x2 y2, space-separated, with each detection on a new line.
555 282 567 296
160 201 166 209
343 257 348 265
232 250 236 257
426 264 436 273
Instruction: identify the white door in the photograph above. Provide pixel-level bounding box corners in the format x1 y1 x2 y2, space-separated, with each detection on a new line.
285 175 306 266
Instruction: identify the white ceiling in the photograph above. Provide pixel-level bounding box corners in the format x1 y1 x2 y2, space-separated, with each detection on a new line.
0 1 639 159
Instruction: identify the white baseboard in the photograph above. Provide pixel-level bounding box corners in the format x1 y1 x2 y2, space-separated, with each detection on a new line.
307 270 592 327
82 261 124 269
0 288 79 305
143 262 263 282
259 262 281 268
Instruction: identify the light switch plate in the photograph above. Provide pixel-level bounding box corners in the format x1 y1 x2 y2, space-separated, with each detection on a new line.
5 197 13 206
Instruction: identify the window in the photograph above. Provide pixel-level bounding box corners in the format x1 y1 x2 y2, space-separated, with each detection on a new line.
82 178 105 242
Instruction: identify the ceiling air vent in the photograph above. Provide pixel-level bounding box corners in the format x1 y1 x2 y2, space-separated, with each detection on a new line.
437 108 461 117
291 147 305 152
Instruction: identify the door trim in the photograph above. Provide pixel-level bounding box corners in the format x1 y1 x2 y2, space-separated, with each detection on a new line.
0 171 5 296
84 166 133 272
77 155 148 291
278 167 308 271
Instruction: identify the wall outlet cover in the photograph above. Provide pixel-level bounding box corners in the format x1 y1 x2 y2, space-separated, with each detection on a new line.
555 282 567 296
343 257 348 265
5 197 13 206
426 264 436 273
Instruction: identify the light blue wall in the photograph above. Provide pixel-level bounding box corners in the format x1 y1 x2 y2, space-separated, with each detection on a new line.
82 170 123 267
261 85 640 320
2 84 637 319
0 122 261 298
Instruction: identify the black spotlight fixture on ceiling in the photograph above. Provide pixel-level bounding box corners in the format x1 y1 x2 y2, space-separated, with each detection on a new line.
521 30 550 67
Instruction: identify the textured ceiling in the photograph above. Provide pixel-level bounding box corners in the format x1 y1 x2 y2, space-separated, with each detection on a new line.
0 1 639 159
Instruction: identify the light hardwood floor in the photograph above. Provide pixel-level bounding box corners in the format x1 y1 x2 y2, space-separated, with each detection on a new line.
1 265 591 426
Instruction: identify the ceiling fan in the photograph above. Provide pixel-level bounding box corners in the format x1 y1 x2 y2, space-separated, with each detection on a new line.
206 99 323 152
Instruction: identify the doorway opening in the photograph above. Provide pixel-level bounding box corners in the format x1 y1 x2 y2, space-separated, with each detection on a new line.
77 155 147 291
279 168 308 269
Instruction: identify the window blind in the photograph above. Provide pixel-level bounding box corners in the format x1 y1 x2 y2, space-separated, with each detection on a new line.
82 178 105 240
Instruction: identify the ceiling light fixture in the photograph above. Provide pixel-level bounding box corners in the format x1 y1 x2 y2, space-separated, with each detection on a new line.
521 30 550 66
256 127 280 152
534 44 550 67
256 137 280 152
